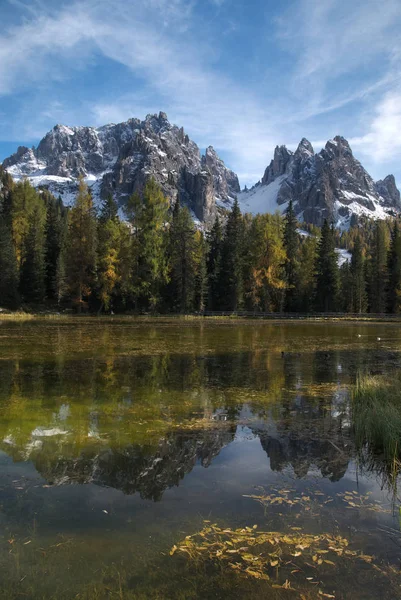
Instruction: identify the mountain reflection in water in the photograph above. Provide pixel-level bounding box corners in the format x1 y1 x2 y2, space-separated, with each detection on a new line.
0 320 401 599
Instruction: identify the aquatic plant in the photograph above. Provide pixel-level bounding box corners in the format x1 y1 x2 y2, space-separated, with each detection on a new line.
352 373 401 466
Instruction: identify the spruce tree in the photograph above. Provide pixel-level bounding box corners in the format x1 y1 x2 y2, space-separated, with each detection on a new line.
20 205 46 304
349 235 367 313
45 195 67 302
127 179 169 311
206 216 223 310
193 230 208 313
0 213 19 309
167 201 197 313
369 221 388 313
283 200 299 311
220 199 244 311
66 178 97 311
387 220 401 313
315 220 339 312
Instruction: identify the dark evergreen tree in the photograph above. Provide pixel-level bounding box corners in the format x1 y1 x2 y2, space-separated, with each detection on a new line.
193 230 208 312
369 221 388 313
314 220 339 312
220 199 244 311
127 178 169 311
44 195 67 302
283 200 299 311
0 212 19 309
206 216 223 310
167 200 197 313
20 205 46 303
66 178 97 311
349 235 367 313
387 220 401 313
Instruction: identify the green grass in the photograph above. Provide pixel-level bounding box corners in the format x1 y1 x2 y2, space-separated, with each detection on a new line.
352 372 401 475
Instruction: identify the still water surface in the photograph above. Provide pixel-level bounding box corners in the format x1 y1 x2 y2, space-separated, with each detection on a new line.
0 319 401 599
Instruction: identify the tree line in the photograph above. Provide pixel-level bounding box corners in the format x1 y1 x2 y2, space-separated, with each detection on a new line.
0 164 400 314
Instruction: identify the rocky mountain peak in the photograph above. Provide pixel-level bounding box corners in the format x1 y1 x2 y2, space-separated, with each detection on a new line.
262 145 293 185
238 135 400 228
295 138 314 157
2 114 239 224
375 174 401 209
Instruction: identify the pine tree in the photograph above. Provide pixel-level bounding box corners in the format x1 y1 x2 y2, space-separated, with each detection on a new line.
295 235 317 312
220 199 244 311
0 212 19 309
283 200 299 311
369 221 388 313
66 178 97 311
127 179 169 311
315 220 339 312
387 220 401 313
206 216 223 310
167 201 197 313
44 195 67 302
349 235 367 313
20 205 46 304
193 230 208 312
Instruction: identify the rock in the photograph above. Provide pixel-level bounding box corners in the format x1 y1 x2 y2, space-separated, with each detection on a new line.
238 135 400 228
2 113 238 223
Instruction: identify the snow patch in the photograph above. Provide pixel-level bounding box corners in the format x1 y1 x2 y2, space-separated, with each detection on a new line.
237 175 287 215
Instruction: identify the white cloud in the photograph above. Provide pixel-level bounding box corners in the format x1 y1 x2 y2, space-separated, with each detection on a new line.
350 86 401 162
1 0 401 186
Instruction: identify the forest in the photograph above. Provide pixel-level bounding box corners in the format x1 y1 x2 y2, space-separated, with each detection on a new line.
0 163 400 315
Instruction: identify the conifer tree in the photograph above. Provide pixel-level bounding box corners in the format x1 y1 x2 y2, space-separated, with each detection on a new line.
66 178 97 311
387 220 401 313
167 201 197 312
245 213 286 312
193 230 208 312
127 179 169 311
295 236 317 312
0 212 19 309
97 195 121 313
206 216 223 310
220 199 244 311
315 220 339 312
44 195 67 302
283 200 299 311
369 221 388 313
20 205 46 304
349 235 367 313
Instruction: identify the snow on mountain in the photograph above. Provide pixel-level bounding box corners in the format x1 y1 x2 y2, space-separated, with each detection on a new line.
235 136 400 229
2 113 239 224
237 175 288 215
2 117 400 229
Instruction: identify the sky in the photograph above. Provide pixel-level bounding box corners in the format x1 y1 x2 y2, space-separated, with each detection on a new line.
0 0 401 188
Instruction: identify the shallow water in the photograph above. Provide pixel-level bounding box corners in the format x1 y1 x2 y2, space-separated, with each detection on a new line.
0 318 400 599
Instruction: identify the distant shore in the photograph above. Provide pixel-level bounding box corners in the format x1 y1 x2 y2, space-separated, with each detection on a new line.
1 310 401 324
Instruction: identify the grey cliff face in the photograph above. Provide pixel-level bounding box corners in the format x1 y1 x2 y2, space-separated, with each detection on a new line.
262 145 293 185
375 174 401 209
202 146 240 202
2 113 238 224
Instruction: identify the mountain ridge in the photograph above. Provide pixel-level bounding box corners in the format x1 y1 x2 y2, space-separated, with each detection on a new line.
2 114 400 228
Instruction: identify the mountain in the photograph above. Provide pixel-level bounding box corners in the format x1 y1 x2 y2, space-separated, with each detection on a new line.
2 115 400 228
2 112 239 223
238 136 401 227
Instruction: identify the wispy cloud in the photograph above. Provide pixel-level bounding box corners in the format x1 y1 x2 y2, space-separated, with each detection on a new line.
1 0 401 185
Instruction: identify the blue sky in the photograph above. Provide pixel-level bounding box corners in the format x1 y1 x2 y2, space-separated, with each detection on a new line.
1 0 401 187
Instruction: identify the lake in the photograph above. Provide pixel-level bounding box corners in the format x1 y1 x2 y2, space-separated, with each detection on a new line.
0 318 400 599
